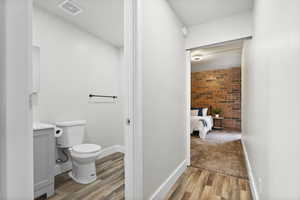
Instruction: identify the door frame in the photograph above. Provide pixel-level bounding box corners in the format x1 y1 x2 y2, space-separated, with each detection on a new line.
124 0 143 199
185 50 191 166
0 0 34 199
0 0 142 199
185 38 251 167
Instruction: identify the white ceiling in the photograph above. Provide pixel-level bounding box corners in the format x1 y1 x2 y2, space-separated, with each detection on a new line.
191 40 243 72
167 0 253 26
191 40 243 57
191 40 243 66
191 49 242 72
34 0 124 47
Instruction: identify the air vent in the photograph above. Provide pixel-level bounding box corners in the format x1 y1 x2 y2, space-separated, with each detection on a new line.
58 0 83 16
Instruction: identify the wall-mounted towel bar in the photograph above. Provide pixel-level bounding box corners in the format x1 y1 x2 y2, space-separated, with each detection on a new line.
89 94 118 99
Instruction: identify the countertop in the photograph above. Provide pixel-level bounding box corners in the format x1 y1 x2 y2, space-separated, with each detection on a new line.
33 122 55 131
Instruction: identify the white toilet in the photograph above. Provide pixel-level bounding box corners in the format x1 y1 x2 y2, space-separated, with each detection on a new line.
56 120 101 184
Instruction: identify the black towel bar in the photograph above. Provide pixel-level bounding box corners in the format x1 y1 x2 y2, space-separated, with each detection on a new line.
89 94 117 99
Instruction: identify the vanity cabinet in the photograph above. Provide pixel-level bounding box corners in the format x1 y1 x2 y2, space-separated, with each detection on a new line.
33 126 55 198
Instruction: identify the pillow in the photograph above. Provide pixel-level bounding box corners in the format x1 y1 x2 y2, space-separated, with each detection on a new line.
202 108 208 116
191 108 203 116
191 110 198 116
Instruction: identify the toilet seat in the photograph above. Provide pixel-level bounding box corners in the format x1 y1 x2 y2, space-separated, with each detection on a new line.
72 144 101 154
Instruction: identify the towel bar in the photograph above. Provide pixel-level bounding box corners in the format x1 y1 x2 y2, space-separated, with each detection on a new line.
88 94 117 99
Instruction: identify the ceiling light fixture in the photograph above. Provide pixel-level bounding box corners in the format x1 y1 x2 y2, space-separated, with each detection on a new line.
191 55 203 61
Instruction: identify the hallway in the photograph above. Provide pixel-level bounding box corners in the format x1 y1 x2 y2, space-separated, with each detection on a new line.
166 133 252 200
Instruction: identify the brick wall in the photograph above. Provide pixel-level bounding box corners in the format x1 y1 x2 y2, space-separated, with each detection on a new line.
191 67 241 131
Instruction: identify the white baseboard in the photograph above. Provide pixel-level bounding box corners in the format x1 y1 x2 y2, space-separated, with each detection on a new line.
97 145 125 160
150 160 187 200
241 139 259 200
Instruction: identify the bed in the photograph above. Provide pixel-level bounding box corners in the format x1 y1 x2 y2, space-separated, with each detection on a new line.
190 108 213 139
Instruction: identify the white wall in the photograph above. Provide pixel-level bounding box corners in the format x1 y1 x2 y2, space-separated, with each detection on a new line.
242 0 300 199
33 7 124 148
139 0 186 198
192 49 241 72
186 11 253 49
0 0 6 197
0 0 34 199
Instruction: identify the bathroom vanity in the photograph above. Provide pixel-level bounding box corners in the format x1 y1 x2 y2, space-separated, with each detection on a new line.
33 123 55 199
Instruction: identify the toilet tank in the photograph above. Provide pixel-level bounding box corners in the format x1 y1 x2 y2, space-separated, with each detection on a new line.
56 120 87 148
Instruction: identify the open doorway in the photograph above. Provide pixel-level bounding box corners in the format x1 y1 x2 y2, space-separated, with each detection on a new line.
182 39 252 199
31 0 135 199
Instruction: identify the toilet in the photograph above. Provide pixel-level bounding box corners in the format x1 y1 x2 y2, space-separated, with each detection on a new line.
56 120 101 184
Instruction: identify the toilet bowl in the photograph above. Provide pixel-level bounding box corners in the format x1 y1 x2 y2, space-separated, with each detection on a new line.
55 120 102 184
68 144 101 184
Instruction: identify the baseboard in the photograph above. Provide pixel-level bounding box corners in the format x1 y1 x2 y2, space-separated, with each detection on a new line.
97 145 125 160
150 160 187 200
241 139 259 200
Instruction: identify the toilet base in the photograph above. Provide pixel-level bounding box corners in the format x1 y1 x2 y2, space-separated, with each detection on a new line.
68 171 96 184
68 145 101 185
68 158 98 184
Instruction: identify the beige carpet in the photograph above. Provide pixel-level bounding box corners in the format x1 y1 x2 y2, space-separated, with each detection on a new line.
191 135 248 179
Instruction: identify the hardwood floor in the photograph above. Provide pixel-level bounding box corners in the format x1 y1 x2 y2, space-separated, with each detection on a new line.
166 134 252 200
39 133 250 200
47 152 124 200
165 167 251 200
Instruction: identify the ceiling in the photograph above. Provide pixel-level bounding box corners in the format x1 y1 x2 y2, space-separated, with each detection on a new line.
191 40 243 57
191 40 243 72
34 0 124 47
167 0 253 26
191 40 243 65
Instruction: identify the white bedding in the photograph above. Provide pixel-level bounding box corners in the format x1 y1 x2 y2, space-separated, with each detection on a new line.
190 116 213 139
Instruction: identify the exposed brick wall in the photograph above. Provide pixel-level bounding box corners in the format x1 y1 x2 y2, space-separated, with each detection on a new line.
191 67 241 131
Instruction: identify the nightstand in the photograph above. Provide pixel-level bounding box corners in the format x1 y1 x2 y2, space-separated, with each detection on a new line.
213 117 224 130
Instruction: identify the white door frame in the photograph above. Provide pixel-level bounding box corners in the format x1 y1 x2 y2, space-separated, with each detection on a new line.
124 0 143 199
1 0 142 199
185 38 251 168
185 51 191 166
0 0 34 199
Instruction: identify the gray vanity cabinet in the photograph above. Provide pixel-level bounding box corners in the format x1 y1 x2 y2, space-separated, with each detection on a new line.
33 127 55 198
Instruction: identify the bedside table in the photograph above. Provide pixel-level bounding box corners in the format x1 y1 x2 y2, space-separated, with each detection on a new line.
213 117 224 130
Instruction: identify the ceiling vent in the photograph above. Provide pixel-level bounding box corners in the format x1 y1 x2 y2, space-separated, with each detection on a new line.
59 0 83 16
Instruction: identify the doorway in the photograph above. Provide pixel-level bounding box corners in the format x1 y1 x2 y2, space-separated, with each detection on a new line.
182 39 252 199
31 0 130 199
0 0 141 199
29 0 141 199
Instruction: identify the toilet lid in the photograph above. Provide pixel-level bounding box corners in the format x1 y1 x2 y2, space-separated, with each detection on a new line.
72 144 101 154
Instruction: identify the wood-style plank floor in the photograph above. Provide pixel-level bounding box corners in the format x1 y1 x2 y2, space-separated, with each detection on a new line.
48 152 124 200
165 134 252 200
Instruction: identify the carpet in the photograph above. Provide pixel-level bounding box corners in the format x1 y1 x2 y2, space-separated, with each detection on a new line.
191 133 248 179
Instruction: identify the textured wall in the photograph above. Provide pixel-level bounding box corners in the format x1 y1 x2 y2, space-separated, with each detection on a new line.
191 67 241 131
